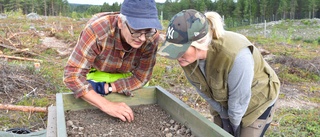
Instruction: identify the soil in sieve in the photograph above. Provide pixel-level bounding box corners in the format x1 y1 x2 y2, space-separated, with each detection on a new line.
65 104 196 137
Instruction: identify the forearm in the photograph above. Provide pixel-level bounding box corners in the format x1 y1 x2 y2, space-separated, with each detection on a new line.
81 90 111 110
64 66 92 98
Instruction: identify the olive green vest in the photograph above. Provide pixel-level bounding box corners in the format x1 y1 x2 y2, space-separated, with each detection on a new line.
182 31 280 127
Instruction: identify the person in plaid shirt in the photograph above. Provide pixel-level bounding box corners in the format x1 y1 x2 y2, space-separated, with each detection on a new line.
63 0 162 122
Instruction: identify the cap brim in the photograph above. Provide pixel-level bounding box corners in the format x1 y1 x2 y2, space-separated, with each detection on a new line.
190 32 211 49
127 17 162 30
157 40 192 59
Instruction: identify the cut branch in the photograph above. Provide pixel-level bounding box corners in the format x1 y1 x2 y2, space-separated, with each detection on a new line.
0 104 47 113
0 43 18 50
0 54 42 62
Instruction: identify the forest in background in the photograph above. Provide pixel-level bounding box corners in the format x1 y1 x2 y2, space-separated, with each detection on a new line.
0 0 320 27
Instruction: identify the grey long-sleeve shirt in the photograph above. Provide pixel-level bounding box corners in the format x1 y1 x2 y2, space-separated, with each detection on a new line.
187 47 254 127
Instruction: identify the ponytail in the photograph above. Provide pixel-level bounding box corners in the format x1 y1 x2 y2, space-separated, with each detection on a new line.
204 12 225 39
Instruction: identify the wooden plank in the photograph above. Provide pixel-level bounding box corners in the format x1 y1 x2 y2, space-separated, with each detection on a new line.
61 92 93 111
46 106 57 137
105 87 157 106
62 87 157 111
155 86 233 137
56 93 67 137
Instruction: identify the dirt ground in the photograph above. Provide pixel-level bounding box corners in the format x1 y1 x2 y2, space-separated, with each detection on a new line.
65 104 194 137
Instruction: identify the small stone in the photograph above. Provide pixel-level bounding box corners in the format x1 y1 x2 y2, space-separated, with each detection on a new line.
165 133 173 137
78 127 84 131
71 125 77 129
174 124 180 130
170 126 175 131
66 120 73 126
178 128 186 134
164 128 169 132
186 128 191 134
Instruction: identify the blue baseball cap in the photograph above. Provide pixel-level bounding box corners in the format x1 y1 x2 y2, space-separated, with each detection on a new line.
120 0 162 30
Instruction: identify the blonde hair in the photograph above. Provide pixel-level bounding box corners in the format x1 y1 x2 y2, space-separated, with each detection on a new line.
204 11 225 39
190 11 225 74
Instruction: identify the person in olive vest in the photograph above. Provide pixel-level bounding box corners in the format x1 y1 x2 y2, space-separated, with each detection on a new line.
63 0 162 123
158 9 280 137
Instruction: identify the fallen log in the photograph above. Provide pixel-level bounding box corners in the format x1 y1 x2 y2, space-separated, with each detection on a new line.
0 54 43 62
0 104 47 113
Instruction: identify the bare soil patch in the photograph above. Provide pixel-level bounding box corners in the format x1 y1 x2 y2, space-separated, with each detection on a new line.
277 83 319 109
65 104 194 137
41 37 74 58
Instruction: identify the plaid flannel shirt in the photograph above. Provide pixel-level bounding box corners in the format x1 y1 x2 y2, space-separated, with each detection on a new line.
63 12 160 98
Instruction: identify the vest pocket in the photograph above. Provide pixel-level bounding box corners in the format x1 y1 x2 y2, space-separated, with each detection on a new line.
210 75 228 101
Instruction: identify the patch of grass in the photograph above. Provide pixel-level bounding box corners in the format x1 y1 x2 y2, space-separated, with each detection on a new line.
301 19 312 26
278 93 286 99
42 48 59 56
17 97 51 107
55 31 77 42
303 39 315 44
39 59 68 93
267 43 317 60
0 111 46 131
292 36 303 42
161 20 169 32
277 67 319 83
150 56 191 89
278 70 307 83
303 96 320 103
266 108 320 137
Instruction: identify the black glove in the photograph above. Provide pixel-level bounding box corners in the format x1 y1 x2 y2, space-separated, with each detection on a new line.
231 123 241 137
87 80 108 96
221 118 234 135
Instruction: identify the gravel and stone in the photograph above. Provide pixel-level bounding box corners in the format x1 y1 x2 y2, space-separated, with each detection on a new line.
65 104 195 137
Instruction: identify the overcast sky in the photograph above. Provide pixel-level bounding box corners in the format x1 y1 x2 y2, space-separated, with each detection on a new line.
67 0 166 5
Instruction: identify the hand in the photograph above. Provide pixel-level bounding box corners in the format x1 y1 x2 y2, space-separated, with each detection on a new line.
102 101 134 122
81 90 134 122
221 118 234 135
87 80 107 95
